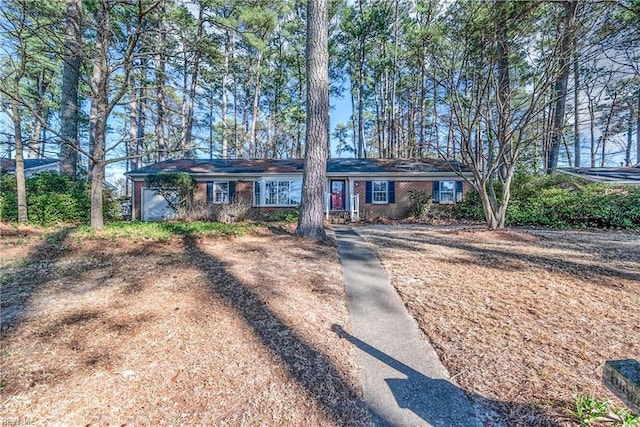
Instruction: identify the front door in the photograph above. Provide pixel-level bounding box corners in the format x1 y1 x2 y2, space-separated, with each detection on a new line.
330 180 346 210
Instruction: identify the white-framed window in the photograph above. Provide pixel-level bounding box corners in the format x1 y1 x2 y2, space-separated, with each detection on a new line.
207 181 229 204
438 181 456 204
254 179 302 206
372 181 388 204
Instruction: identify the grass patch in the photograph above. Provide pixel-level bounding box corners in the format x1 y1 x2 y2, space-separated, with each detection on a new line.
76 221 255 241
573 394 640 426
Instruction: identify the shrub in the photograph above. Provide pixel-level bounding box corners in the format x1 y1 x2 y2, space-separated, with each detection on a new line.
266 208 299 222
178 197 253 224
0 172 118 225
407 189 433 219
457 173 640 229
457 189 485 221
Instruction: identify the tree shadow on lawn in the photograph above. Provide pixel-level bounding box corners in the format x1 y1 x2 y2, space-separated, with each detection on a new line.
363 230 640 286
165 223 374 426
1 226 77 335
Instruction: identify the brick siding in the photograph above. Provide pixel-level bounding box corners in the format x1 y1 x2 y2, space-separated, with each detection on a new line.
354 180 433 220
133 178 470 220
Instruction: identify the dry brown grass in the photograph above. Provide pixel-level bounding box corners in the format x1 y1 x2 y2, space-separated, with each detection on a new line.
0 223 368 426
357 224 640 426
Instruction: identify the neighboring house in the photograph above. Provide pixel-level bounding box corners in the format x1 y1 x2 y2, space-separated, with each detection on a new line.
559 166 640 186
1 158 119 193
0 158 60 178
126 158 473 222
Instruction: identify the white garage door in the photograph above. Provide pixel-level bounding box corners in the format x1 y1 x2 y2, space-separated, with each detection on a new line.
141 188 176 221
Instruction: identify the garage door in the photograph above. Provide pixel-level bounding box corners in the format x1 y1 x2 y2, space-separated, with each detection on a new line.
141 188 176 221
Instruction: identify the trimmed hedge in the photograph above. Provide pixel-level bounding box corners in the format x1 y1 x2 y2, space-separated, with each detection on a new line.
457 173 640 229
0 171 120 225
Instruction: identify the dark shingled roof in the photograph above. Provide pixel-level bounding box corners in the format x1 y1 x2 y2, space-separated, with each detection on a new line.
327 158 469 173
0 158 59 172
127 158 470 176
560 166 640 185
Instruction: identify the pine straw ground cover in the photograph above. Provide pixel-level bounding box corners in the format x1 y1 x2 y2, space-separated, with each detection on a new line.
0 222 369 426
357 224 640 427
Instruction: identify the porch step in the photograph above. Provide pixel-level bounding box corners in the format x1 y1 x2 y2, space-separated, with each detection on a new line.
329 211 352 224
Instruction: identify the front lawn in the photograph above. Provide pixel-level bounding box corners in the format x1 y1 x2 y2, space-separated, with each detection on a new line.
0 222 368 425
357 224 640 426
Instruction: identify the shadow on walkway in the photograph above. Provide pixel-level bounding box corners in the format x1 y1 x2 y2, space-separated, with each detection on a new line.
332 324 568 427
332 324 477 426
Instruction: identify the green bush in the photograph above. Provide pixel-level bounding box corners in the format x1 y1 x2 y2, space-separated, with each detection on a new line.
457 174 640 229
0 171 119 225
266 208 299 222
457 189 485 221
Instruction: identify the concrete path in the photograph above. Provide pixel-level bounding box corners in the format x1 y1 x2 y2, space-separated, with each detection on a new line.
333 225 482 427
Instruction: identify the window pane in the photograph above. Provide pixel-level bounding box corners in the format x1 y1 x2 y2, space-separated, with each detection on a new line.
260 180 302 206
266 181 278 205
278 181 290 204
289 181 302 205
372 181 388 203
441 181 454 192
373 181 387 192
373 192 387 202
212 182 229 204
440 181 455 203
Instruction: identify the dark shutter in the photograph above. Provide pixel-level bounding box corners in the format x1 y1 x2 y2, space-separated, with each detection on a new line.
365 181 372 204
206 182 213 203
455 181 463 203
229 181 236 201
432 180 440 203
388 181 395 204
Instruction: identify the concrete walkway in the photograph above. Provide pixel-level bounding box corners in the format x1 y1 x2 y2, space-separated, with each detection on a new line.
333 225 482 427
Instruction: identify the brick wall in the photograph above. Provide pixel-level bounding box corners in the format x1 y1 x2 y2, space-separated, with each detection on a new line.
353 180 433 220
194 182 207 205
353 180 470 220
134 177 470 221
234 180 253 202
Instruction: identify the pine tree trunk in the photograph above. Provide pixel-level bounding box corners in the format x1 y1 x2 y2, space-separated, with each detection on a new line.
357 40 365 158
636 92 640 165
129 74 138 170
295 0 328 241
155 4 166 162
184 7 204 156
626 101 633 166
221 30 230 159
60 0 82 178
11 101 27 223
250 51 263 158
546 0 578 174
573 36 580 167
136 76 146 162
89 0 110 230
